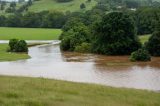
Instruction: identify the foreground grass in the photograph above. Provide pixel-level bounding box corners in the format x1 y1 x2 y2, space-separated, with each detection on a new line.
28 0 97 12
139 34 151 44
0 44 30 62
0 76 159 106
0 27 62 40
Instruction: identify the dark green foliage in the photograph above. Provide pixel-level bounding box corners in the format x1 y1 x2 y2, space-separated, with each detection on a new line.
10 2 16 8
75 42 91 53
135 7 160 35
42 11 66 28
60 20 90 52
9 39 19 52
92 12 141 55
146 31 160 56
0 11 67 28
9 39 28 53
60 36 72 51
80 3 86 9
14 40 28 52
130 48 151 62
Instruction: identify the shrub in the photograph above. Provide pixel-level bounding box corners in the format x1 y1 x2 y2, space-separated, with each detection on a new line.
74 42 91 53
80 3 86 9
130 48 151 62
14 40 28 52
9 39 28 53
9 39 19 52
146 31 160 56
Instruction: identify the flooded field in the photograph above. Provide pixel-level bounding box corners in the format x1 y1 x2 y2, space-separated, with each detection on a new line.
0 41 160 91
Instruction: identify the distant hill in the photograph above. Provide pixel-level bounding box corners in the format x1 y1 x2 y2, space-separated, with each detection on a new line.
0 0 97 15
28 0 97 12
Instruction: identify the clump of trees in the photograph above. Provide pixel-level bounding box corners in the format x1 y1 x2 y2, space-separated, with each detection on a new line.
135 7 160 35
9 39 28 53
60 12 142 55
0 11 67 28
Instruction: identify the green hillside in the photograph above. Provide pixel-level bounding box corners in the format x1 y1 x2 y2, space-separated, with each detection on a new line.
28 0 97 12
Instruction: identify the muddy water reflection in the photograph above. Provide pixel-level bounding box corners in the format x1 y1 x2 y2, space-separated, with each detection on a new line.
0 42 160 91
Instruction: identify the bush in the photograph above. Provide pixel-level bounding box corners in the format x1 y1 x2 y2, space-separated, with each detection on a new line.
9 39 28 53
9 39 19 52
74 42 91 53
14 40 28 52
80 3 86 9
146 31 160 56
130 48 151 62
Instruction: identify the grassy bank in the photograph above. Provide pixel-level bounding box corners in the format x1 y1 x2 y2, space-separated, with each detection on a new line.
0 76 159 106
0 27 61 40
0 44 30 62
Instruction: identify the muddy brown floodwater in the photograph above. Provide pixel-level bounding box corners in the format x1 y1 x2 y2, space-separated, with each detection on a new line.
0 40 160 91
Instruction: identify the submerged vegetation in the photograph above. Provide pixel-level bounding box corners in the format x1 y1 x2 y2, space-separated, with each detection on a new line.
130 48 151 62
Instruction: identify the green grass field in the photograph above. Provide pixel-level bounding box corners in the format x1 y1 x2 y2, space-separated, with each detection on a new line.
0 44 30 62
28 0 97 12
0 27 62 40
0 76 159 106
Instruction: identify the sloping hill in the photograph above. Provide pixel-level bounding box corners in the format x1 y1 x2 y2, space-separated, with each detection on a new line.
28 0 97 12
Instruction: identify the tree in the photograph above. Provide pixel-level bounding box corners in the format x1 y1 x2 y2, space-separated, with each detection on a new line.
9 39 19 52
80 3 86 9
92 12 141 55
135 7 160 35
146 12 160 56
14 40 28 52
0 4 4 10
10 2 16 8
146 31 160 56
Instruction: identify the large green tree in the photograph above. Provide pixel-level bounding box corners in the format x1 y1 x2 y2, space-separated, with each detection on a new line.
92 12 141 55
60 19 90 51
146 16 160 56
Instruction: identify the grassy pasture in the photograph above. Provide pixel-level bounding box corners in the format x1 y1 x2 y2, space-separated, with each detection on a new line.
28 0 97 12
0 76 159 106
0 27 62 40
